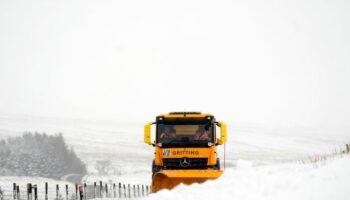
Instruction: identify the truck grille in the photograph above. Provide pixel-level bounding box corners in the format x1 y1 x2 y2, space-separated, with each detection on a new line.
162 158 208 169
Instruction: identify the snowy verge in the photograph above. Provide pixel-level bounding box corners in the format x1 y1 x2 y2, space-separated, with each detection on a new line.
0 177 75 199
148 156 350 200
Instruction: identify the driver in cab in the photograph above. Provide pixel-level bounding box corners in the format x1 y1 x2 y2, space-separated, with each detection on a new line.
194 125 211 140
160 126 176 139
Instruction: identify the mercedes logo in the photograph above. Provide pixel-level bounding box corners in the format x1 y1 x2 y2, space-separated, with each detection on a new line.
180 157 190 167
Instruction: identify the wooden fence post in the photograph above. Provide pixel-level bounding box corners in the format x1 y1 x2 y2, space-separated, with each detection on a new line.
75 184 78 200
133 185 135 198
27 183 32 200
104 183 107 198
13 183 16 200
0 186 3 200
33 185 37 200
93 182 96 199
142 185 144 196
16 185 20 200
137 185 140 197
128 184 131 198
113 183 116 198
65 185 68 200
83 183 86 200
123 184 126 198
146 185 149 196
56 184 59 200
99 181 102 198
118 183 121 198
45 183 48 200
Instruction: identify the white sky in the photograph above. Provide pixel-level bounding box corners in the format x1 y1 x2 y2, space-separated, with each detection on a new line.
0 0 349 131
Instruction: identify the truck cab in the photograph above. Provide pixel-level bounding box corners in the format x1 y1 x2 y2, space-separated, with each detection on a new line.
144 112 227 176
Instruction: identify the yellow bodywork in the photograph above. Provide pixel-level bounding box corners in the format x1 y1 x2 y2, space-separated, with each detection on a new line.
144 122 152 145
158 112 213 118
144 112 227 193
154 147 217 166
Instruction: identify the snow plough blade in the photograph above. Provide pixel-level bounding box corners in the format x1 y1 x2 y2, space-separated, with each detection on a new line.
151 169 223 193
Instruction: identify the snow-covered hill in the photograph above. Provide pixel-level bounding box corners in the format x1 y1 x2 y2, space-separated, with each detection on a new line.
0 113 349 199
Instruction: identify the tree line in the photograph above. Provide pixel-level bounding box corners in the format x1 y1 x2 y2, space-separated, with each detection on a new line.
0 132 87 179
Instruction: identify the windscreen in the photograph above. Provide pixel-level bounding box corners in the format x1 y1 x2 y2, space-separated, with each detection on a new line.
157 123 214 147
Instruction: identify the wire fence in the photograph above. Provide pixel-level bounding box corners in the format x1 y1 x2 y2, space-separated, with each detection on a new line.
0 181 151 200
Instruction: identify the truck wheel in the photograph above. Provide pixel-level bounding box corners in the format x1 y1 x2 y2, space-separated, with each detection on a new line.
214 158 220 169
152 160 161 176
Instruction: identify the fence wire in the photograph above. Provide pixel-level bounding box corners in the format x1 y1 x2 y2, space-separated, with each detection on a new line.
0 182 151 200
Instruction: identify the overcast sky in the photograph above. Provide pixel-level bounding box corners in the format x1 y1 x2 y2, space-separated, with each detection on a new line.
0 0 349 131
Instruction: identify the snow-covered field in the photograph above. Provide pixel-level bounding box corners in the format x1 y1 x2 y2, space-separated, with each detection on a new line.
150 156 350 200
0 113 349 199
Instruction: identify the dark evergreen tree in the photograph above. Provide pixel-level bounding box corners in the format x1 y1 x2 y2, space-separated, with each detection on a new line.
0 132 87 179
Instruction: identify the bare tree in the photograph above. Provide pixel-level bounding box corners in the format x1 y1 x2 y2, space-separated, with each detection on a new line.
95 160 114 175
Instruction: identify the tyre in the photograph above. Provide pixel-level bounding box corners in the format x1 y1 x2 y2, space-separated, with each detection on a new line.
214 158 220 169
152 160 161 176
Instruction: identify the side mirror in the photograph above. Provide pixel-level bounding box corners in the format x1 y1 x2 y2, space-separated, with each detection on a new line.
144 122 153 145
216 121 227 145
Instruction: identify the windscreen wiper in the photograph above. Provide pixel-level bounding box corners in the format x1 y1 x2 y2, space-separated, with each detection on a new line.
164 139 182 145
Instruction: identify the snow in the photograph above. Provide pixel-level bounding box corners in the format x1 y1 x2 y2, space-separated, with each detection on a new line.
0 114 350 200
0 176 76 200
1 0 349 199
149 156 350 200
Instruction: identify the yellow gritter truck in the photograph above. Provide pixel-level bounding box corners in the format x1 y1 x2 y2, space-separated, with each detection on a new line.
144 112 227 192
